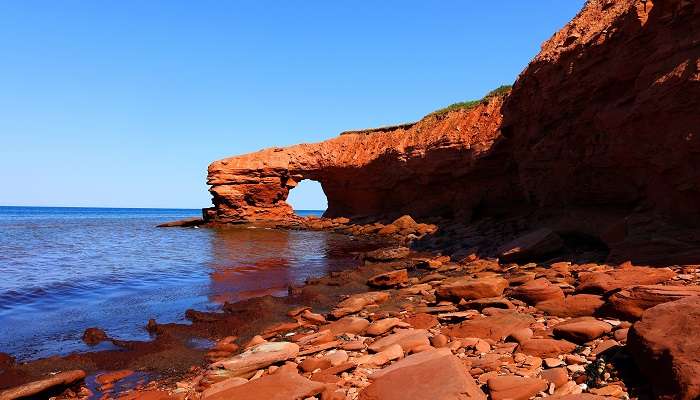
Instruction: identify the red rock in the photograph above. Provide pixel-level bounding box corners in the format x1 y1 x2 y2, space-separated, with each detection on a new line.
299 357 332 373
201 377 248 399
506 328 533 344
206 366 325 400
510 278 565 305
364 247 410 262
324 317 369 335
540 367 569 388
463 297 515 311
366 318 406 336
210 341 299 377
553 396 613 400
368 329 430 353
82 327 108 345
430 334 449 348
606 284 700 320
367 269 408 287
628 296 700 399
519 339 577 358
536 294 604 317
0 370 86 400
437 276 509 301
330 292 389 319
404 313 438 329
360 352 486 400
487 375 548 400
553 317 613 344
577 267 676 294
95 369 134 386
442 310 534 341
207 0 700 267
497 229 564 263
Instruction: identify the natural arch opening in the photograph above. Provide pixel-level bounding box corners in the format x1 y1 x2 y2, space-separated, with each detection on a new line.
286 179 328 217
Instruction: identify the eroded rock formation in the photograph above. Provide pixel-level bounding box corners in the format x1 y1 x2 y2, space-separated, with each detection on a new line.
207 96 510 222
207 0 700 264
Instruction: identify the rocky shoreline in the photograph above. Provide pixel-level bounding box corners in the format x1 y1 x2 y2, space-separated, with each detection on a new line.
2 214 700 399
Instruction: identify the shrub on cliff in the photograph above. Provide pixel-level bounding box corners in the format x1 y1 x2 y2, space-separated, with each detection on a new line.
430 84 512 117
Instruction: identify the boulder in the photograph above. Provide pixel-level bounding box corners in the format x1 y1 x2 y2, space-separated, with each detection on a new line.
627 296 700 399
359 352 486 400
487 375 548 400
436 277 509 301
536 294 604 317
606 285 700 320
82 327 108 345
577 267 676 294
553 317 612 344
510 278 565 305
367 269 408 287
497 228 564 262
442 310 534 341
210 342 299 377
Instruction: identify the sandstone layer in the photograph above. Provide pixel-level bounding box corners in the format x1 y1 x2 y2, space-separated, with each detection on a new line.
207 96 508 223
206 0 700 265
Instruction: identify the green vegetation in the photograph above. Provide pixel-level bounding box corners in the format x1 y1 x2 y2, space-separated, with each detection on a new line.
429 84 513 117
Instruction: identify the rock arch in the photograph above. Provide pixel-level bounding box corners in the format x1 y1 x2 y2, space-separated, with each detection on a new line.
205 96 509 223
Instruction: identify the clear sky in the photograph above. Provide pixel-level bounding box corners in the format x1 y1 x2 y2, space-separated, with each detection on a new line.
0 1 584 210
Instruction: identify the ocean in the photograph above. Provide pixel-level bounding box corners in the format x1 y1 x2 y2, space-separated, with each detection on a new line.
0 206 363 360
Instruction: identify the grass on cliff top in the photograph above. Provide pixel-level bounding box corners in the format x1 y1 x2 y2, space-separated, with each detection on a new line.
339 84 513 136
429 84 513 117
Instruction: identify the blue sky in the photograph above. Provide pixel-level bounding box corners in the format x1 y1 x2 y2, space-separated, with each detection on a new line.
0 1 584 209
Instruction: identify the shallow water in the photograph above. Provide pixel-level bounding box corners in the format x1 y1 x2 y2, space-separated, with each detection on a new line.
0 207 367 360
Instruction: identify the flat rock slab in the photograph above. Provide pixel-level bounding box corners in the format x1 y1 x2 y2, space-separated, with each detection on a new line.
0 370 86 400
206 368 325 400
628 296 700 399
519 339 577 358
210 341 299 377
577 266 675 294
437 277 509 301
536 294 604 317
370 348 452 380
359 353 486 400
442 311 535 341
487 375 548 400
324 317 370 335
368 329 429 353
606 284 700 320
553 317 612 343
331 292 390 319
510 278 565 305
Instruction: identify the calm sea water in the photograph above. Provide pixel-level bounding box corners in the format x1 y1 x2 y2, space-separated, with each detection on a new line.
0 206 366 361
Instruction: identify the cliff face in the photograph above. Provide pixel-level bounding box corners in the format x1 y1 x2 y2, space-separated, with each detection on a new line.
501 0 700 263
207 96 512 222
207 0 700 264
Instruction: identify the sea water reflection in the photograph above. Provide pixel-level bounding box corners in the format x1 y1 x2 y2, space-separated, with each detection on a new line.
0 207 370 360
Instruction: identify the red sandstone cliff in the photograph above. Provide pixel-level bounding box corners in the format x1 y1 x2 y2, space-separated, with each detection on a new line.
207 96 510 222
207 0 700 264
